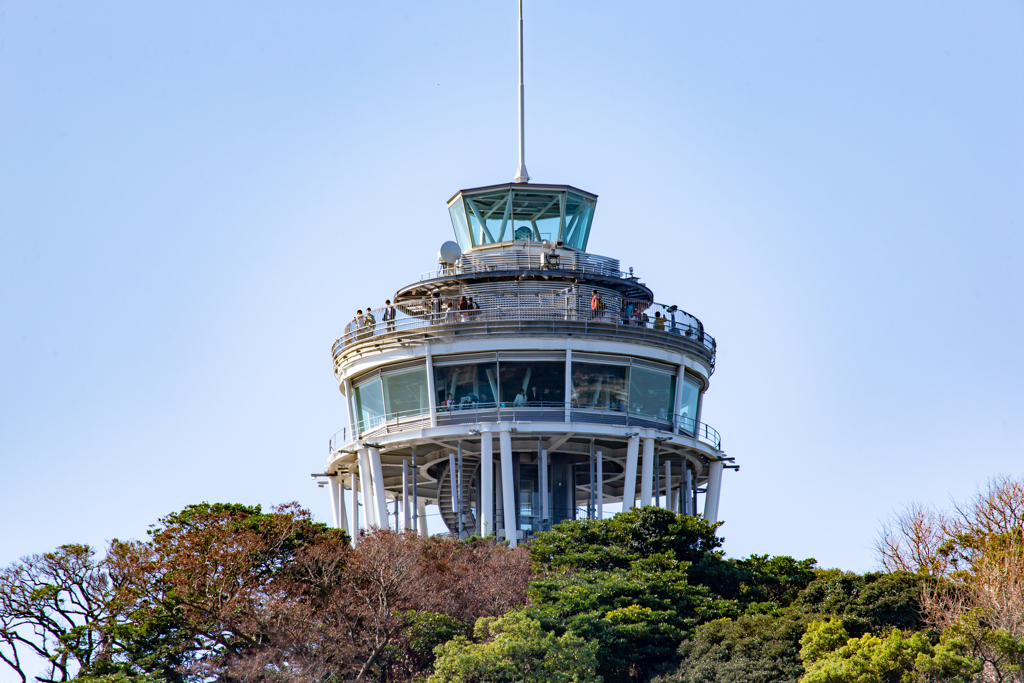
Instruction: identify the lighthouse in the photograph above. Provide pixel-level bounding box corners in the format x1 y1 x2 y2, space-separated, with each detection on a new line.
318 3 733 545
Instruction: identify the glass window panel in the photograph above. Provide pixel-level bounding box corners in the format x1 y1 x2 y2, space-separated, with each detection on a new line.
628 366 676 420
499 361 565 406
519 463 540 531
448 196 474 250
511 191 563 243
434 362 499 410
564 192 596 249
571 362 628 411
382 367 429 418
465 193 510 245
678 376 701 434
354 377 385 433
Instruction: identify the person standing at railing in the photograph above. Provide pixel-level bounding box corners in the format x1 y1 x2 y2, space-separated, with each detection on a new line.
590 290 602 321
383 299 396 333
431 293 442 325
354 310 366 340
445 299 456 324
653 311 665 331
364 307 376 336
458 295 469 322
514 389 527 407
444 393 455 411
469 296 480 319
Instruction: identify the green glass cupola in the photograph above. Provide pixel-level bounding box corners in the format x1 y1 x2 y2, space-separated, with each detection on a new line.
447 183 597 252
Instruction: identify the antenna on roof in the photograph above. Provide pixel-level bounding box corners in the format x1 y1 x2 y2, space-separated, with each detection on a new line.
514 0 530 184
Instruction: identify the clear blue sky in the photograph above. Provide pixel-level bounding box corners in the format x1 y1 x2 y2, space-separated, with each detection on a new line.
2 1 1022 572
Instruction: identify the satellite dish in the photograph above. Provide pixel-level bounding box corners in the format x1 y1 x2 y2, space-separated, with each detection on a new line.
438 241 462 264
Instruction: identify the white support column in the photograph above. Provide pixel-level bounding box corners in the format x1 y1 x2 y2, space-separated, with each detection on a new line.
349 472 359 544
622 435 640 510
596 450 603 519
683 466 692 516
495 457 505 535
369 447 388 528
664 460 671 511
499 427 517 547
344 379 357 440
640 437 655 506
540 448 549 522
703 460 724 523
480 428 495 536
402 460 411 531
328 476 341 529
564 348 573 423
426 346 438 428
416 497 428 537
358 449 376 527
337 477 349 531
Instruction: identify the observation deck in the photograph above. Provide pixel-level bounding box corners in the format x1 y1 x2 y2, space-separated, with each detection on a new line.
321 180 732 542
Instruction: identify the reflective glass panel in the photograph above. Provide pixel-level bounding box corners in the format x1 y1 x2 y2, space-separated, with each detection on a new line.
434 362 499 410
628 366 676 420
519 463 540 531
571 362 628 411
563 191 596 250
382 367 429 418
499 361 565 406
464 192 511 245
354 377 385 433
678 375 701 434
511 191 562 243
448 196 474 251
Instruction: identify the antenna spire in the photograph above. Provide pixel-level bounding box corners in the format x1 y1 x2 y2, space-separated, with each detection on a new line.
514 0 530 183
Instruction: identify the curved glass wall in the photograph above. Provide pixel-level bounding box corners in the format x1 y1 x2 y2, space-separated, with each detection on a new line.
678 375 701 434
448 185 597 251
382 367 429 418
628 366 676 420
434 361 499 409
354 377 385 431
499 361 565 406
571 362 628 411
435 359 566 409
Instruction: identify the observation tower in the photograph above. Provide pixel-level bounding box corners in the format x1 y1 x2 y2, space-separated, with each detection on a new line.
317 4 736 545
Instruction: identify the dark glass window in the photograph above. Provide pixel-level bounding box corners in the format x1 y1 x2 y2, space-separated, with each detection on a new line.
499 361 565 406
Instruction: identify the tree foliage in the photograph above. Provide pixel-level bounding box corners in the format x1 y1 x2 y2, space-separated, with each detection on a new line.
429 610 601 683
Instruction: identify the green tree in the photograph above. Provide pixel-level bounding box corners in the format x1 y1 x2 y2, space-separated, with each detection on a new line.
798 618 979 683
529 507 723 572
656 612 813 683
429 611 600 683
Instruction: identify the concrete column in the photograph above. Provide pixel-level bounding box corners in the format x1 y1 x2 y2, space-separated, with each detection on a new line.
349 472 359 544
368 447 388 528
664 460 672 511
344 379 357 440
495 459 505 534
480 429 494 536
358 449 376 527
499 427 517 547
402 460 411 531
683 466 692 516
564 348 573 423
426 346 438 428
596 450 603 519
411 446 418 533
703 460 724 523
640 437 655 506
540 448 549 522
622 436 640 510
337 478 348 531
328 477 341 529
416 497 428 537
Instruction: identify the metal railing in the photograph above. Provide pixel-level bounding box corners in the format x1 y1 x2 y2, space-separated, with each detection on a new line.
417 246 624 281
328 403 721 452
334 300 715 367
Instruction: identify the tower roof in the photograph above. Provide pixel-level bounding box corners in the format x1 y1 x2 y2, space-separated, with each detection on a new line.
447 183 598 252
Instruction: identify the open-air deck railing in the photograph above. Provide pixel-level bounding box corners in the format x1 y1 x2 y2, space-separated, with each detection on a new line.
335 299 716 368
418 246 624 281
328 403 721 452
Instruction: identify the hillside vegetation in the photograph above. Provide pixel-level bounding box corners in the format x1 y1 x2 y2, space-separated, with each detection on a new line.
1 476 1021 682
